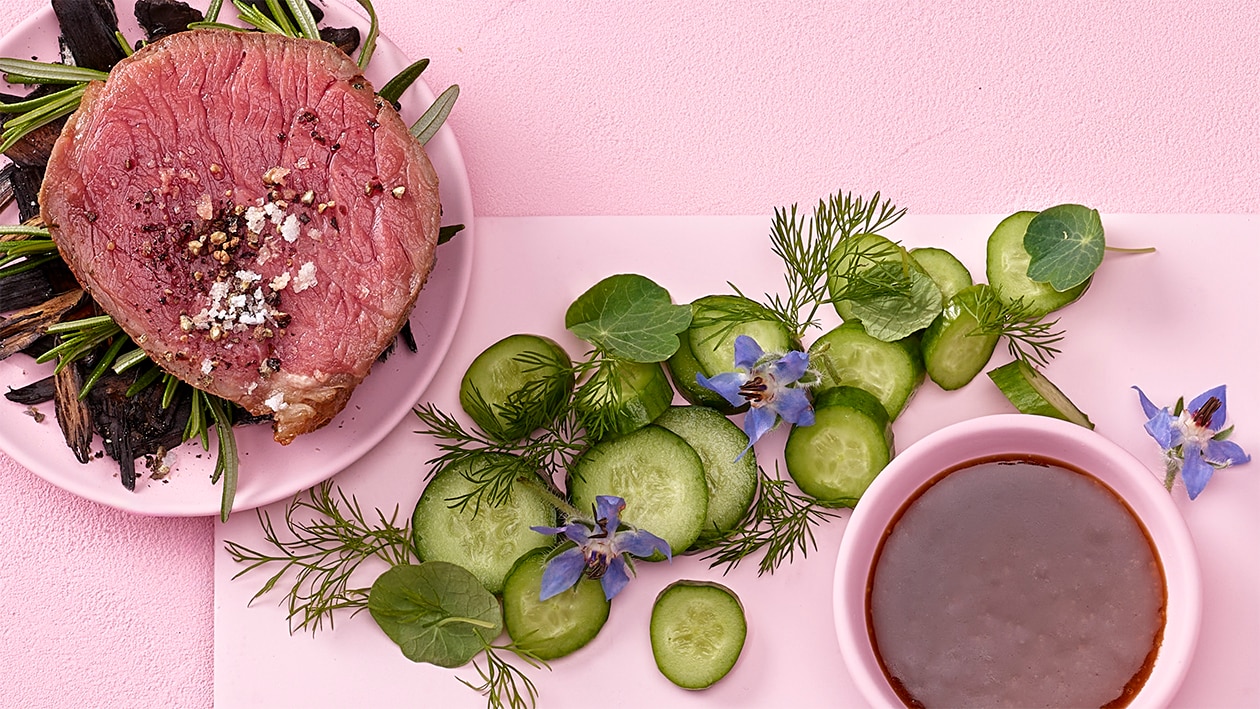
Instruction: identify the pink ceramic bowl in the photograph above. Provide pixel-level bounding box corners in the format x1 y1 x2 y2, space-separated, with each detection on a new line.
833 414 1201 708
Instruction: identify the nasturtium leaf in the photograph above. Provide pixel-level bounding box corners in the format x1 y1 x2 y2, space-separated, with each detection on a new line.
565 274 692 362
1023 205 1105 292
847 263 943 342
368 562 502 668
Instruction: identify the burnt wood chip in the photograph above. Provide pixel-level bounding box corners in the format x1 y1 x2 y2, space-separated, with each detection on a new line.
5 376 55 405
12 163 45 222
134 0 204 41
319 26 361 57
86 370 192 491
51 0 127 72
0 289 86 361
0 267 54 312
53 361 93 464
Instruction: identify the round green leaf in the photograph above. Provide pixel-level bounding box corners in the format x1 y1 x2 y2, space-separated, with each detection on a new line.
564 274 692 362
368 562 503 668
1023 205 1105 292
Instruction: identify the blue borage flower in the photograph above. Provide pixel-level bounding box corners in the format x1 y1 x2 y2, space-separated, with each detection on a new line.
531 495 671 601
696 334 816 458
1133 385 1250 500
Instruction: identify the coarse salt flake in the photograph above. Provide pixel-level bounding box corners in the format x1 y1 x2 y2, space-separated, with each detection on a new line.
265 392 288 412
280 214 301 243
292 262 318 293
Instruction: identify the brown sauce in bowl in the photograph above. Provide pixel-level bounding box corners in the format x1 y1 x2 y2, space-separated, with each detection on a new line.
867 455 1166 708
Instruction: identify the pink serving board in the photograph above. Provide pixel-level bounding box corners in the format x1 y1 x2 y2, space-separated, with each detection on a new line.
214 215 1259 707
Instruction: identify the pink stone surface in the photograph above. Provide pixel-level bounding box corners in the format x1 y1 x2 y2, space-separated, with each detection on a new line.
0 1 1257 707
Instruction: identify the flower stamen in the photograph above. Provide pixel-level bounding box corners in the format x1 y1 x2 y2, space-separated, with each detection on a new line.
1192 396 1221 429
739 376 771 405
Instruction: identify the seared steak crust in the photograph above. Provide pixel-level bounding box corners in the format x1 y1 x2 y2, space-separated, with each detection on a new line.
40 30 441 444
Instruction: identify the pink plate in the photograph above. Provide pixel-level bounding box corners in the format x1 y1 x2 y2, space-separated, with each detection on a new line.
0 0 474 516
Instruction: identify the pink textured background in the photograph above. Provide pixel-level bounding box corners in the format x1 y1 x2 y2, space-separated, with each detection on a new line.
0 1 1257 707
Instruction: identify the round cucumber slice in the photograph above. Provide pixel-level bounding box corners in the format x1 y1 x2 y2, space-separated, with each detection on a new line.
569 425 708 555
665 329 741 413
573 360 674 440
827 233 924 322
986 211 1090 318
686 295 796 378
909 246 973 301
411 453 556 594
988 359 1095 429
459 334 574 442
808 322 924 420
501 549 611 660
785 386 893 505
653 406 757 548
650 580 747 690
920 284 1001 391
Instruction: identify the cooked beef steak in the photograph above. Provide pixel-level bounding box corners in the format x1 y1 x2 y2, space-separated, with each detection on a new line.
40 30 441 444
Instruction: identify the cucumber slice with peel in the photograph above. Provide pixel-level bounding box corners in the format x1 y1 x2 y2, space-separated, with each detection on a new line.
986 211 1090 318
569 425 708 555
808 322 924 420
573 360 674 440
920 284 1001 391
501 549 611 660
988 360 1094 429
459 334 573 442
909 246 973 301
650 580 747 690
785 386 894 506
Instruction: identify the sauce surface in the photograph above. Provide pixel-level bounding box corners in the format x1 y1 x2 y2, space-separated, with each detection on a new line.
868 456 1165 708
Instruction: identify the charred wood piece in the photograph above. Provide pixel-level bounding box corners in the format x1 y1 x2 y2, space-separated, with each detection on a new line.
319 26 360 57
134 0 204 41
11 163 44 221
86 370 191 491
51 0 127 72
0 289 86 361
52 360 93 463
0 266 54 312
4 375 55 405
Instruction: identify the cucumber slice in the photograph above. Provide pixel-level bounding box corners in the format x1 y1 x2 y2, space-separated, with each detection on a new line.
986 211 1091 318
785 386 894 505
650 580 747 690
459 334 574 442
574 360 674 440
988 359 1095 429
501 549 611 660
411 453 556 594
686 295 796 378
909 246 973 301
808 322 924 420
920 284 1001 391
653 406 757 548
569 425 708 555
828 233 936 323
665 328 740 412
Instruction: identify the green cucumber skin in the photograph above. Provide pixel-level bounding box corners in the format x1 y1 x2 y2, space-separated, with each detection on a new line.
987 360 1095 429
920 284 1001 391
650 580 747 690
986 211 1090 318
569 425 708 555
411 453 556 595
909 246 973 302
459 333 574 443
785 386 894 506
501 549 611 660
574 360 674 440
808 322 925 420
653 406 758 548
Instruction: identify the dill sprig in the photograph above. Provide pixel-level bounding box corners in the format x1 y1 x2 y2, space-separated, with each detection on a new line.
740 191 906 339
960 289 1066 368
224 481 416 633
459 644 546 709
704 465 846 576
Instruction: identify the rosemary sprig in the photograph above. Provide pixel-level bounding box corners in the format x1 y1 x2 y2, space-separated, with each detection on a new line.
0 58 109 84
412 84 460 145
0 83 88 153
459 644 545 709
0 229 59 278
704 465 846 575
224 481 416 633
960 289 1066 368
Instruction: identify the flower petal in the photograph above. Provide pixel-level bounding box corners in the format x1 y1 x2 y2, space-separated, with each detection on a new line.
732 335 764 370
600 557 632 600
1188 385 1228 430
772 388 815 427
614 529 672 560
531 522 591 546
769 350 810 384
1143 408 1180 451
594 495 626 531
1132 386 1163 420
697 371 748 408
742 405 778 447
1201 438 1251 467
538 547 587 601
1181 443 1215 500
